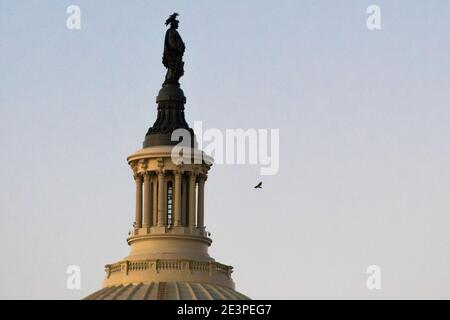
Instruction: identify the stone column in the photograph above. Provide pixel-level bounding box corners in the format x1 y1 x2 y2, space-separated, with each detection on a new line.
143 172 152 228
174 171 182 227
152 176 158 226
134 174 143 228
188 172 197 227
197 176 205 228
157 171 167 226
181 176 187 226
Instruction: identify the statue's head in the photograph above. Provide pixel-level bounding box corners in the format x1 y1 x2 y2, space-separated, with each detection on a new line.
165 13 179 29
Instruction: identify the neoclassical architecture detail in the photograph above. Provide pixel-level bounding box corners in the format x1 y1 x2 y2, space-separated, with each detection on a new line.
85 14 249 300
126 147 214 239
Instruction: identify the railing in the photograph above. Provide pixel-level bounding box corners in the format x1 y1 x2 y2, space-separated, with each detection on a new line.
105 259 233 279
129 226 209 238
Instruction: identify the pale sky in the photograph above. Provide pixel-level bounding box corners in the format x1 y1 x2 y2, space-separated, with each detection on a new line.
0 0 449 299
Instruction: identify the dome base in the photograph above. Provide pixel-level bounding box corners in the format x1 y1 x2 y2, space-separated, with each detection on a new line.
84 282 250 300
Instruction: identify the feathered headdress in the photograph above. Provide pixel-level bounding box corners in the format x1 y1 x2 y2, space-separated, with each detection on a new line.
165 13 179 26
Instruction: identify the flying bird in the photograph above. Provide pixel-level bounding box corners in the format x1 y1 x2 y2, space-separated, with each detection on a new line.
254 181 262 189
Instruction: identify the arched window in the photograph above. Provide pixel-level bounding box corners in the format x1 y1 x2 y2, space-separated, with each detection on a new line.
167 181 173 226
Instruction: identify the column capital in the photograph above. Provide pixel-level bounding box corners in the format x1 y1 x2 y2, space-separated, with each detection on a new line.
157 157 164 169
138 158 148 171
188 172 197 180
143 171 152 179
130 161 139 175
174 165 184 175
174 170 183 177
133 173 143 182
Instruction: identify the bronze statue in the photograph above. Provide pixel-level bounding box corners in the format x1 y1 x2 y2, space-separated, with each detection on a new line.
163 13 185 85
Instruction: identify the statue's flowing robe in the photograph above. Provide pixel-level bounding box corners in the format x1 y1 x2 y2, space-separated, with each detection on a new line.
163 28 185 83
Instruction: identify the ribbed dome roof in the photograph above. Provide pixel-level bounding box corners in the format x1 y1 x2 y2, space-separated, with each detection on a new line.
84 282 249 300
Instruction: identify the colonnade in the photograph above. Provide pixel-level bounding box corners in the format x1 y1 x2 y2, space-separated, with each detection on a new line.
133 171 206 229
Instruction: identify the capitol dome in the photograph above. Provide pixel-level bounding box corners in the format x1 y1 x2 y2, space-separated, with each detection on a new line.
84 282 249 300
84 13 250 300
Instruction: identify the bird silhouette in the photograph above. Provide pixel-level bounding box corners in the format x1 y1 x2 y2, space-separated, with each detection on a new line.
254 181 262 189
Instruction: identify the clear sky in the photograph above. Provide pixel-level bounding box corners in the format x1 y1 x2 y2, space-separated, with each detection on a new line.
0 0 448 299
